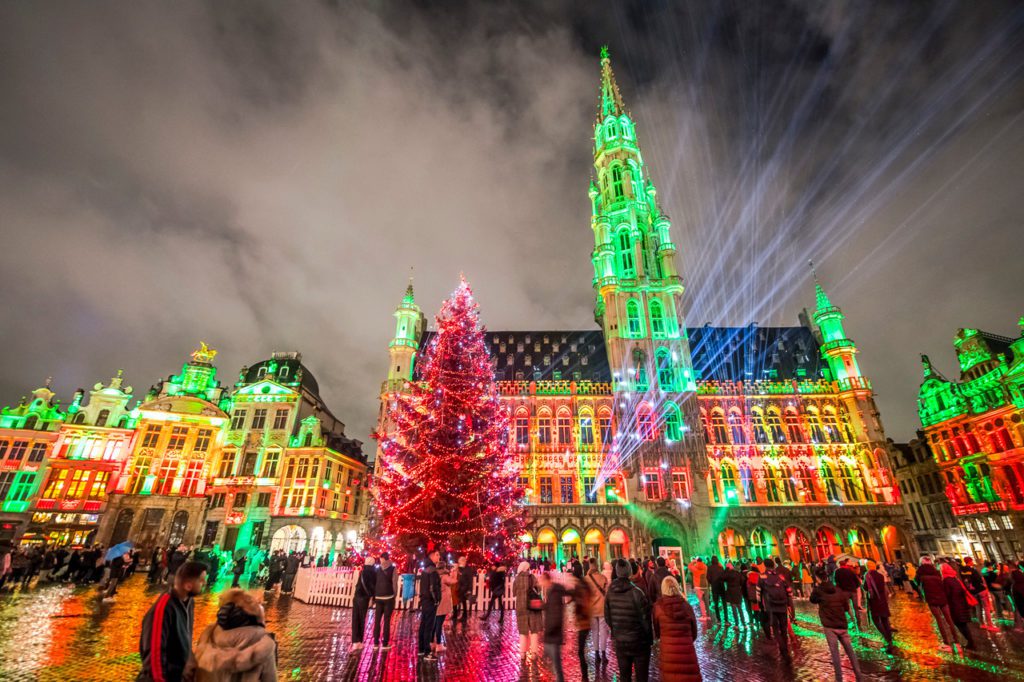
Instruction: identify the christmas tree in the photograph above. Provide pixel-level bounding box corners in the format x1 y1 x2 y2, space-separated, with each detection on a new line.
373 278 525 564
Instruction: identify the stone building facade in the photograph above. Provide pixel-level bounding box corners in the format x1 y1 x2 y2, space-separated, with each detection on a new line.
374 52 913 566
917 321 1024 560
890 436 959 557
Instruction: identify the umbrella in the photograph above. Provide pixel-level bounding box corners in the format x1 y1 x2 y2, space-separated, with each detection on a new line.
105 541 133 562
834 553 860 564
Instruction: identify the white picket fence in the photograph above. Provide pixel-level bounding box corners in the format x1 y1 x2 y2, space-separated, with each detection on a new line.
294 566 521 611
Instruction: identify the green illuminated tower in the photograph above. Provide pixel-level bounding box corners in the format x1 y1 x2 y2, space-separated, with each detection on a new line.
387 281 426 390
590 48 708 553
812 275 863 384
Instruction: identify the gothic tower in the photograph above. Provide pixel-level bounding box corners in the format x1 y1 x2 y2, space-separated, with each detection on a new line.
590 48 710 554
386 281 426 392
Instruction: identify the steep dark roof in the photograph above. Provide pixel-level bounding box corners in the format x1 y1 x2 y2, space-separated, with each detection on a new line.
688 325 823 382
977 330 1016 363
416 324 822 384
243 357 320 395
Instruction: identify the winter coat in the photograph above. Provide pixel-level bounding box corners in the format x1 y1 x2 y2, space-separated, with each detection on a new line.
647 566 672 604
942 576 973 623
688 560 707 589
833 566 860 593
543 582 567 644
456 564 474 597
513 572 543 635
863 570 890 619
354 565 376 602
488 566 507 593
374 563 399 600
653 595 702 681
809 582 849 630
189 615 276 681
573 578 593 631
137 591 194 682
722 568 744 605
604 577 653 646
586 569 609 616
707 562 724 596
917 564 947 606
419 561 441 608
959 566 986 595
437 571 456 617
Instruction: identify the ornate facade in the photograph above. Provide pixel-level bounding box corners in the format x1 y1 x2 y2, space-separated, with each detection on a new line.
374 51 912 565
890 436 959 558
917 320 1024 560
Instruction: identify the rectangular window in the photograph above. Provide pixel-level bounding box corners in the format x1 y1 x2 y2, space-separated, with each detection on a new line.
218 450 236 478
11 473 34 502
0 472 16 500
28 442 48 463
643 471 664 501
560 476 575 504
8 441 28 462
580 417 594 445
583 476 597 503
538 417 552 445
557 416 572 445
181 461 204 496
141 426 161 449
273 409 289 430
256 492 272 507
671 469 689 500
599 415 612 443
518 476 530 502
263 449 280 478
251 409 267 430
158 460 179 495
515 417 530 445
210 493 226 508
233 492 248 508
539 477 553 504
66 469 89 499
166 426 188 453
230 410 247 430
285 459 296 480
297 458 309 478
192 429 212 454
0 441 8 459
42 469 67 498
89 472 110 500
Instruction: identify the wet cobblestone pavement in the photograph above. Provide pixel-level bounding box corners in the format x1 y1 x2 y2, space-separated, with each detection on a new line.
1 575 1023 681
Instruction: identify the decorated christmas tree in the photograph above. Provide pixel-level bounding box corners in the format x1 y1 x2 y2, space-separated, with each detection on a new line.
373 278 525 564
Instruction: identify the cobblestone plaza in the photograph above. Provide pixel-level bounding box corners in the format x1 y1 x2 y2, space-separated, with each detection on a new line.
0 575 1021 681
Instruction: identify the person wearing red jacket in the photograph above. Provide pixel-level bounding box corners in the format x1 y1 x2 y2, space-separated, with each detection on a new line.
654 577 702 681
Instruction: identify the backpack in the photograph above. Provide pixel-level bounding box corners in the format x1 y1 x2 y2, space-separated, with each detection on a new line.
762 574 789 609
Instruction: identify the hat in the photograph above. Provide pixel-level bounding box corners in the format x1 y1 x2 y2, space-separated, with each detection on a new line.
517 560 531 573
614 558 633 579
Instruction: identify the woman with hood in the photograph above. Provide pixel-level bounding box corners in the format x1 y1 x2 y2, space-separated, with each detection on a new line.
653 577 702 681
941 562 977 651
188 589 277 681
513 560 543 662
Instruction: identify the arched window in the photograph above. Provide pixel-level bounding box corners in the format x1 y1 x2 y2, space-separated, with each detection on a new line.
765 464 781 503
806 409 825 443
622 118 633 140
611 165 624 199
839 408 855 442
650 300 665 338
815 527 840 561
820 461 840 502
626 299 643 337
95 409 110 428
767 409 785 443
718 528 746 560
556 409 572 445
656 348 675 391
797 464 817 502
711 411 729 444
739 464 755 502
780 463 798 502
606 120 618 140
579 410 594 446
729 411 746 445
840 463 864 502
638 404 655 441
750 528 775 559
751 409 768 444
618 231 635 278
823 408 842 443
785 409 804 443
515 410 530 446
663 404 682 442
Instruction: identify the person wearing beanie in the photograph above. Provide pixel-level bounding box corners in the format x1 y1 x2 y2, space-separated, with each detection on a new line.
864 560 895 653
187 589 277 681
758 558 794 662
605 558 653 681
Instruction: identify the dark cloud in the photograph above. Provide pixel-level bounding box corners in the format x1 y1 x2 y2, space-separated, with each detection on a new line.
1 1 1021 443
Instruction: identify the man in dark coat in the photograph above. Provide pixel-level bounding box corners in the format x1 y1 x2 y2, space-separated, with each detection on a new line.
373 552 400 648
541 572 568 682
863 560 894 652
352 556 376 649
605 558 653 682
706 557 724 625
481 562 507 622
759 559 793 661
418 550 442 660
453 555 474 625
646 557 672 606
810 579 864 681
137 561 207 682
281 551 300 593
833 558 863 629
917 557 956 650
721 562 746 627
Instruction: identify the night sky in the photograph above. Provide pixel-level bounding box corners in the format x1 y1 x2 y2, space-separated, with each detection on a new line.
1 1 1022 445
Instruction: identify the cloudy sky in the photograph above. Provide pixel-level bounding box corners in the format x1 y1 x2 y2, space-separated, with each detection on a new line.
1 1 1021 445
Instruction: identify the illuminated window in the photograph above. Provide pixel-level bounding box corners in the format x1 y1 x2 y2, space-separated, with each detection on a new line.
560 476 576 504
711 411 729 444
251 409 267 430
656 348 675 390
537 415 552 445
129 455 153 494
650 300 665 338
273 409 289 430
66 469 89 499
88 472 110 500
557 412 572 445
780 464 798 502
739 464 755 502
721 463 738 502
823 409 842 443
611 165 624 199
181 461 203 496
729 412 746 445
8 441 27 462
583 476 597 503
664 405 682 441
297 458 310 478
767 410 785 443
752 409 769 444
28 442 47 463
626 299 642 336
618 231 635 278
785 410 803 443
539 477 553 504
765 464 781 503
95 409 110 427
513 414 529 445
218 450 236 478
141 426 161 449
580 415 594 445
167 426 188 453
0 472 14 501
643 471 664 500
635 366 649 391
820 462 840 502
230 410 247 430
598 413 613 443
807 410 825 443
257 492 272 507
638 405 656 440
192 429 212 454
42 469 68 498
157 459 179 495
671 469 689 499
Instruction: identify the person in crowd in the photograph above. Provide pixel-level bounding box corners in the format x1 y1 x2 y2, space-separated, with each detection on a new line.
687 556 709 622
646 556 671 606
961 556 998 632
833 558 863 630
281 551 300 594
452 555 473 627
941 562 977 651
418 550 441 662
373 552 399 649
654 576 702 681
605 558 653 682
904 560 919 597
586 558 610 665
266 551 286 592
745 566 768 637
759 558 793 662
103 552 128 602
351 555 376 650
540 571 568 682
721 562 746 627
571 562 593 681
147 546 163 584
863 560 895 653
432 560 455 655
187 588 277 681
230 553 246 589
480 561 507 622
514 560 543 662
987 561 1010 619
137 561 208 682
810 575 864 681
706 557 724 625
916 556 957 651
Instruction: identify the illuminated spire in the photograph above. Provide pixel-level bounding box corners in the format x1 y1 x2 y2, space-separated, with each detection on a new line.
598 46 626 119
810 261 834 312
921 353 938 379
